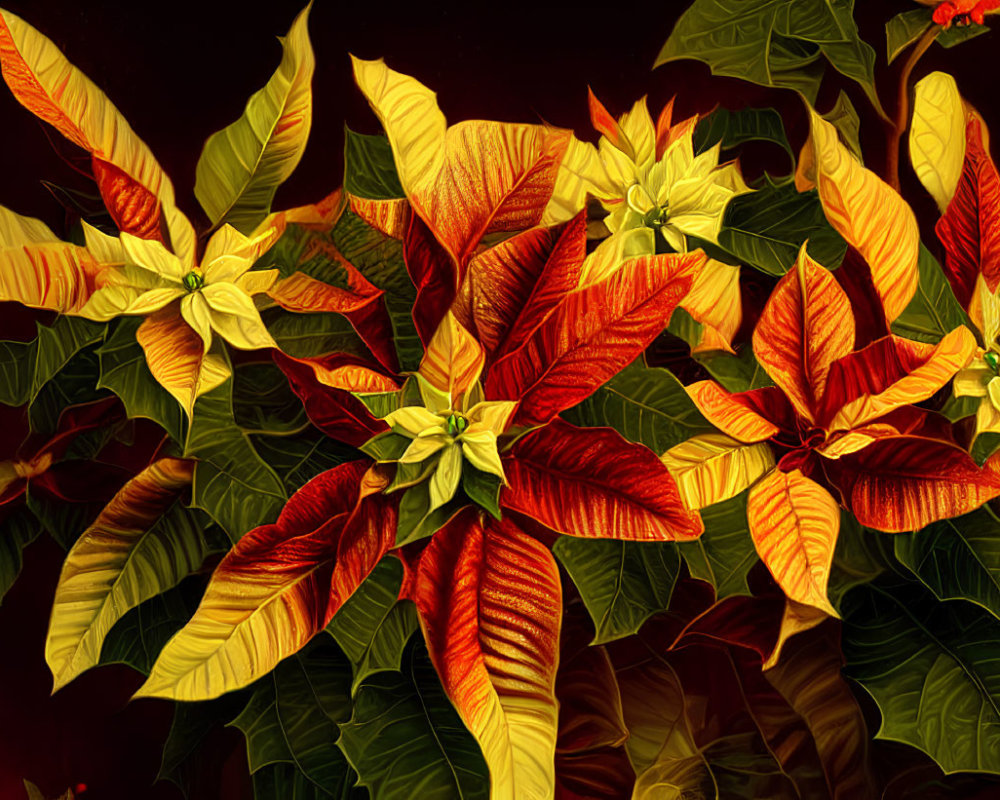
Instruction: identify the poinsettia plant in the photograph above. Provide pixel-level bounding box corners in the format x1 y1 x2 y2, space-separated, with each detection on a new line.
6 1 1000 798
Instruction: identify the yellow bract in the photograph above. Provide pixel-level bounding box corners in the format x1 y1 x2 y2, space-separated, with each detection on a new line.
954 279 1000 438
910 71 967 214
383 375 516 513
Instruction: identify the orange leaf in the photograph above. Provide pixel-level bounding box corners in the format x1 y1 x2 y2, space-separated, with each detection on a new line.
747 469 839 616
797 108 919 321
685 381 784 443
413 512 562 800
418 311 485 398
503 419 703 541
752 247 855 424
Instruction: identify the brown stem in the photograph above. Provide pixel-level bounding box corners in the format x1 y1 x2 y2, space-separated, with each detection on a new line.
886 24 942 191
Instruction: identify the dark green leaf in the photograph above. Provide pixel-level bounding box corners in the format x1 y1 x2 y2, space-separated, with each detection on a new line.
842 578 1000 773
891 246 972 344
186 375 286 541
554 536 681 644
233 362 309 434
28 345 108 435
0 508 41 605
693 107 794 168
344 127 405 200
695 345 775 393
462 462 501 519
359 431 410 463
678 490 758 598
354 391 398 420
338 637 490 800
562 358 713 454
896 509 1000 621
823 90 863 162
264 308 371 361
97 317 185 442
938 21 988 49
327 558 419 692
827 511 899 613
395 481 462 547
253 429 357 496
886 9 933 64
718 182 847 276
973 432 1000 466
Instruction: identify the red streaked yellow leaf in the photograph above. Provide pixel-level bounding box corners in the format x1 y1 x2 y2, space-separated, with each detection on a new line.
0 8 195 263
454 214 585 362
503 419 703 541
681 257 742 354
685 381 784 444
45 458 196 691
752 247 855 424
662 433 775 510
413 512 562 800
487 251 703 426
823 327 976 431
937 111 1000 302
796 107 918 321
347 194 410 239
587 87 623 148
829 436 1000 532
418 311 484 398
136 306 230 417
0 205 105 312
352 56 570 271
747 468 839 617
135 461 392 700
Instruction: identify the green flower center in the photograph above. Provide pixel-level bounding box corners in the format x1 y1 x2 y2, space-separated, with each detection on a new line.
182 270 205 292
986 351 1000 374
445 413 468 436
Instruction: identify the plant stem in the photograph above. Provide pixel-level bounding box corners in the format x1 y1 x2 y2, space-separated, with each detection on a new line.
885 24 942 191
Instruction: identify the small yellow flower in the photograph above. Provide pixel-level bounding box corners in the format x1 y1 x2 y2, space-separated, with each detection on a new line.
78 223 279 352
953 278 1000 436
382 376 516 513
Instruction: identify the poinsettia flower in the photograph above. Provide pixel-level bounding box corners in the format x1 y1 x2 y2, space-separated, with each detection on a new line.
134 123 705 799
0 6 327 415
665 245 996 618
915 0 1000 26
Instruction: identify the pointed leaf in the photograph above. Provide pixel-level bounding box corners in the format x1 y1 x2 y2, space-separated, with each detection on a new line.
195 4 314 233
663 433 775 510
678 490 758 599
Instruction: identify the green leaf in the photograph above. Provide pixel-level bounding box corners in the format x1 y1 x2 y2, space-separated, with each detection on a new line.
395 481 462 547
938 21 988 49
895 509 1000 621
359 431 410 463
253 428 357 496
940 394 979 422
25 472 114 550
0 317 106 410
186 375 287 541
194 4 314 234
100 575 207 676
264 308 371 361
561 358 713 454
344 127 405 200
973 432 1000 466
331 211 422 372
338 637 490 800
718 181 847 276
253 763 363 800
693 107 794 168
97 317 185 442
233 637 359 796
886 8 933 64
0 508 40 605
827 511 898 613
28 344 108 435
678 490 758 598
890 245 973 344
462 462 501 519
655 0 880 113
327 558 419 692
233 362 309 434
553 536 681 644
157 693 249 798
695 345 775 393
354 391 398 420
842 578 1000 774
823 90 863 162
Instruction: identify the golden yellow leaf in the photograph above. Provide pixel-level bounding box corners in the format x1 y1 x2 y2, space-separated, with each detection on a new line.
661 433 774 510
910 71 967 214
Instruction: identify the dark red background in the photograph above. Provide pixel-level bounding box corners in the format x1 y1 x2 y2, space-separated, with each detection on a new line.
0 1 994 798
